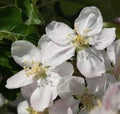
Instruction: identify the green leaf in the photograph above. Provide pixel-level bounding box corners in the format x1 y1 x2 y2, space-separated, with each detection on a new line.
0 6 36 41
16 0 45 25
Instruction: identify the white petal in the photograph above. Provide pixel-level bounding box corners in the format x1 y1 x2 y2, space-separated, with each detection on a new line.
49 97 79 114
57 76 85 99
75 6 103 37
31 85 57 112
40 36 75 67
107 39 120 75
77 47 105 78
17 100 29 114
67 107 73 114
21 81 37 101
5 70 34 89
86 73 116 98
11 40 41 67
46 21 74 45
49 99 69 114
103 82 120 110
49 62 74 77
89 28 116 50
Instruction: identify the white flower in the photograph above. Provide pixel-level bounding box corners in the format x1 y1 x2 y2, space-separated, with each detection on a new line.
5 40 74 112
42 6 115 78
89 82 120 114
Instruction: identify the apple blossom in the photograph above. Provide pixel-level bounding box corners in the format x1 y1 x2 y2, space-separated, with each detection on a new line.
5 40 74 112
89 82 120 114
42 6 116 78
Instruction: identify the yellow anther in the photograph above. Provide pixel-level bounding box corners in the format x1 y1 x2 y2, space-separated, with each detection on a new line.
97 99 102 107
72 34 89 49
26 107 39 114
24 62 47 79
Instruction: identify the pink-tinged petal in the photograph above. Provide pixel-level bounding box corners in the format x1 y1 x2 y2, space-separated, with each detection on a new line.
49 97 79 114
46 21 74 45
57 76 85 99
49 98 69 114
103 82 120 110
75 6 103 37
86 73 116 98
21 81 37 101
107 39 120 75
77 47 105 78
49 62 74 77
89 28 116 50
5 70 34 89
40 37 75 67
31 85 57 112
17 100 29 114
11 40 41 67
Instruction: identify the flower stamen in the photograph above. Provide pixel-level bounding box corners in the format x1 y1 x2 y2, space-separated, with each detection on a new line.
26 107 39 114
24 62 47 79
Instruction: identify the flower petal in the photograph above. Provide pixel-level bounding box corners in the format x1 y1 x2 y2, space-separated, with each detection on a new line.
49 62 74 77
11 40 41 67
107 39 120 75
21 81 37 101
77 47 105 78
49 97 79 114
103 82 120 110
46 21 74 45
5 70 34 89
31 85 57 112
57 76 85 99
39 35 75 67
75 6 103 37
89 28 116 50
86 73 116 98
17 100 29 114
49 98 69 114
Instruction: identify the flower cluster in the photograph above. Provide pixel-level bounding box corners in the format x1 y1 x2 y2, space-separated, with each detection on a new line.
5 6 120 114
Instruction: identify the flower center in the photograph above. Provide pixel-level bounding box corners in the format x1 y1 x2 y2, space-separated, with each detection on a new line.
24 61 47 79
72 34 89 51
26 107 39 114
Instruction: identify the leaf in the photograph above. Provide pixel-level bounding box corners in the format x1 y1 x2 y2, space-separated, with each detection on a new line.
16 0 45 25
0 6 36 41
